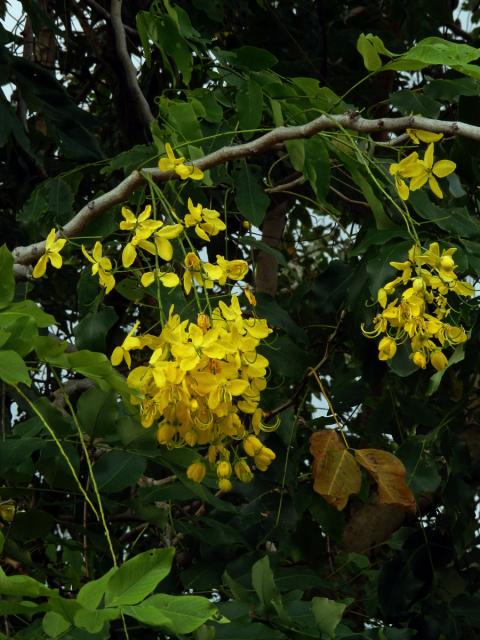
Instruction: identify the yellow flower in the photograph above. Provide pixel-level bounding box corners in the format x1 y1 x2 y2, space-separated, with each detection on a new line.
406 129 443 144
32 228 67 278
158 143 204 181
184 198 226 241
120 205 164 268
408 143 456 199
389 152 419 201
186 461 207 483
111 321 141 369
378 336 397 361
81 242 115 294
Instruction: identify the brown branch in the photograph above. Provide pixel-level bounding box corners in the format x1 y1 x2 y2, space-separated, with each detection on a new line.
255 200 288 297
12 112 480 267
110 0 153 128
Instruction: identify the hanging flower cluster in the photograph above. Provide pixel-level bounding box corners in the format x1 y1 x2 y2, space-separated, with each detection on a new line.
389 129 456 201
362 242 474 371
115 297 275 492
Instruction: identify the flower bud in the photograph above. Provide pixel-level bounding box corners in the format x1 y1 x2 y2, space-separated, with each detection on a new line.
184 430 198 447
218 478 232 492
431 350 448 372
412 351 427 369
243 434 263 457
216 461 232 478
197 313 211 332
186 461 206 483
156 423 176 445
234 459 254 483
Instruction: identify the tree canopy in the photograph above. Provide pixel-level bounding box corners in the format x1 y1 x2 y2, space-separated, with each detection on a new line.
2 1 480 639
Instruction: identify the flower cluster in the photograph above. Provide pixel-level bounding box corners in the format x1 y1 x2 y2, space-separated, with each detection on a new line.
362 242 474 371
113 296 276 491
389 129 456 201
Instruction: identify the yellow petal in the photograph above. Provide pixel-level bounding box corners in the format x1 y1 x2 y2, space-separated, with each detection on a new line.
424 143 434 169
195 225 210 242
155 236 173 261
158 158 174 172
432 160 456 178
45 228 57 250
159 272 180 288
122 242 137 268
32 255 48 278
410 173 428 191
428 175 443 199
408 129 443 144
140 272 155 287
81 245 94 264
92 242 103 262
111 346 124 366
395 175 409 200
49 252 63 269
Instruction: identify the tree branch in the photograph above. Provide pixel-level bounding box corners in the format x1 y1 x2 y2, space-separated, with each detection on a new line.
13 112 480 267
110 0 154 128
82 0 138 36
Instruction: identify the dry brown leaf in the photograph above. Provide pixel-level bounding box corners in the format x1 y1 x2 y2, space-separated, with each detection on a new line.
354 449 416 513
310 431 362 511
309 429 345 477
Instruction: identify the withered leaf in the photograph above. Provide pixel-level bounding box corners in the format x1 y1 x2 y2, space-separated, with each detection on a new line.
310 431 362 511
354 449 416 513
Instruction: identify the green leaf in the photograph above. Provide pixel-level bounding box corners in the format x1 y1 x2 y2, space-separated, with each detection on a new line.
426 345 465 396
167 101 202 143
285 139 305 172
73 607 120 634
123 594 217 633
357 33 383 71
0 350 30 386
311 597 346 638
0 566 54 597
94 451 146 494
233 162 269 226
77 567 117 610
74 307 118 352
102 144 157 176
237 235 287 266
232 46 278 70
215 621 287 639
303 137 330 201
236 78 263 137
390 90 440 118
251 556 278 608
42 611 71 638
104 548 175 607
0 245 14 308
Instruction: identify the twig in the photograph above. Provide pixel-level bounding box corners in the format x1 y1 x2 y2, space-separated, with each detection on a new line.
265 175 305 193
82 0 137 36
265 310 346 418
12 112 480 267
110 0 153 128
329 185 369 207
